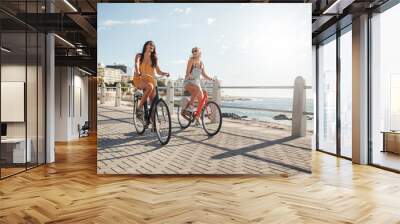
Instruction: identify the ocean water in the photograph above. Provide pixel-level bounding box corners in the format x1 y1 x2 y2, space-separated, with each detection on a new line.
221 97 314 129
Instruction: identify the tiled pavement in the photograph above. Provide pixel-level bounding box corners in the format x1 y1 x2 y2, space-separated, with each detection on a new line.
97 104 311 175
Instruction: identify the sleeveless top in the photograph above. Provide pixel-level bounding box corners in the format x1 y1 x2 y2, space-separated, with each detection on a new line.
133 56 157 87
184 61 202 86
139 61 155 77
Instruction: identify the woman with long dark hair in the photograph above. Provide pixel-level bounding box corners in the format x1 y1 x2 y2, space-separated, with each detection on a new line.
133 40 169 117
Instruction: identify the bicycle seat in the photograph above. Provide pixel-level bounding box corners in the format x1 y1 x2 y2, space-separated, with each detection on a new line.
134 90 143 97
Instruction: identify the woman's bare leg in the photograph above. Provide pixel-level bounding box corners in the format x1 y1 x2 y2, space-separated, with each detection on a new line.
148 86 158 126
185 84 198 108
194 86 203 119
138 81 154 108
195 87 204 105
183 85 191 109
149 86 156 104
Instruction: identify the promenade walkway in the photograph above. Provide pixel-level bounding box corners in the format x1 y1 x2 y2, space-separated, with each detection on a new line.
97 104 311 175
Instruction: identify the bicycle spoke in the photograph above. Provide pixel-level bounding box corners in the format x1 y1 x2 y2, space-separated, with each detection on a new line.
154 99 171 145
133 97 146 135
177 105 192 129
201 101 222 136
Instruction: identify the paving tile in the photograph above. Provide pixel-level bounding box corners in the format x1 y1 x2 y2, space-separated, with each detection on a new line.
97 104 311 175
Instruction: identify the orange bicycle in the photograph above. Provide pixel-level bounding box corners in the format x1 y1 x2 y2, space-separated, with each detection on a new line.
177 91 222 136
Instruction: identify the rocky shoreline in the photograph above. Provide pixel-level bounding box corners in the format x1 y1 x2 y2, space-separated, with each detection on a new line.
223 112 313 122
221 96 252 101
222 113 248 120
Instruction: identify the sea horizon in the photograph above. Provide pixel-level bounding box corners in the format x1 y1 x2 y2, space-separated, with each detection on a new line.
219 96 314 129
221 95 314 101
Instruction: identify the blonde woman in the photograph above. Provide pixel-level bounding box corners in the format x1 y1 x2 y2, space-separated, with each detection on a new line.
182 47 213 115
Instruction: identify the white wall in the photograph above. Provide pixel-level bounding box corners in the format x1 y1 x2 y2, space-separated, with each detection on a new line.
71 72 89 138
1 64 26 81
352 14 369 164
55 67 89 141
1 64 27 138
1 63 46 164
55 66 70 141
312 45 317 150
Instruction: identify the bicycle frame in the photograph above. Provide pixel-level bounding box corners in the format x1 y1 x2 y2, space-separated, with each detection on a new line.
178 88 222 136
141 87 159 124
192 91 209 119
134 84 172 145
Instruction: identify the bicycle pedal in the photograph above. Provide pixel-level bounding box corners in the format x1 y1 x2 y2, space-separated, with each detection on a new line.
181 113 190 121
143 123 149 129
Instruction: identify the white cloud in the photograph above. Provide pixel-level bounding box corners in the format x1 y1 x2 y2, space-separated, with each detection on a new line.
240 37 250 49
130 19 156 25
171 59 186 64
221 45 230 50
219 44 230 55
235 36 250 54
104 20 126 26
216 34 225 43
239 3 262 8
102 18 156 27
207 18 215 25
170 7 192 15
174 8 184 14
179 23 192 29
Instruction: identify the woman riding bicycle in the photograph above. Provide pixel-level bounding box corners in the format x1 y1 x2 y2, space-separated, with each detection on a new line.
182 47 213 118
133 40 169 118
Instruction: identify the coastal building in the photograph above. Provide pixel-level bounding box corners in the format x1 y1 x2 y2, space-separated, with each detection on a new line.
121 74 132 84
174 78 184 95
106 64 127 74
98 63 129 85
97 63 105 83
101 66 125 84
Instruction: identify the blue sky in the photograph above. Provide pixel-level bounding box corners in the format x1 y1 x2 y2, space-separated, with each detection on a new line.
98 3 311 96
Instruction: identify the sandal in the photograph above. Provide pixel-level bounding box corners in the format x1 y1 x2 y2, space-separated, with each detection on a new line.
136 107 144 121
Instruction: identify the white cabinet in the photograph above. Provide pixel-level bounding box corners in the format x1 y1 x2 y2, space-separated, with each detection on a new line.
1 138 32 163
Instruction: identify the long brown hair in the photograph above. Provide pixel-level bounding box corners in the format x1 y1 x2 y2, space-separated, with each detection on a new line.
140 40 158 68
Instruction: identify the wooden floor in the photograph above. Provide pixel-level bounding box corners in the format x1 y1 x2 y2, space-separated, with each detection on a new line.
1 135 400 224
0 167 26 178
373 150 400 171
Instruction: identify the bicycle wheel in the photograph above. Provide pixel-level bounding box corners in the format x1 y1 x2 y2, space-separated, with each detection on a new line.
201 101 222 136
153 99 172 145
133 96 146 135
177 105 192 129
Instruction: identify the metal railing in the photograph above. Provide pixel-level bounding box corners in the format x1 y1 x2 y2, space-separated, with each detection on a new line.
219 85 313 116
220 86 312 89
98 76 312 137
219 105 313 116
218 77 312 137
97 86 167 92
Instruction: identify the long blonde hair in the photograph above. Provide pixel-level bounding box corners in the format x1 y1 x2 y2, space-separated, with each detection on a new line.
190 47 201 59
